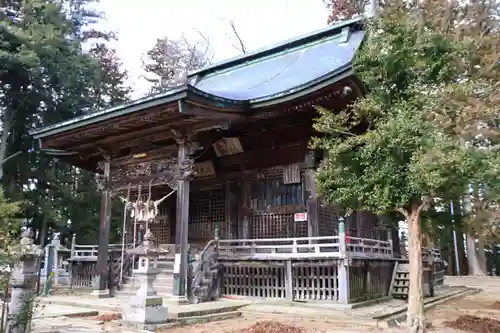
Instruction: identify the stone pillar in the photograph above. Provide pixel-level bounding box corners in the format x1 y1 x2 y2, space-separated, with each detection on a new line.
337 217 350 304
42 241 53 293
92 157 112 298
172 136 191 303
122 229 168 330
8 229 44 333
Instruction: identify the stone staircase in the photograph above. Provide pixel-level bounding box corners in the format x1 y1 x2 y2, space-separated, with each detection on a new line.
115 241 222 303
116 245 175 299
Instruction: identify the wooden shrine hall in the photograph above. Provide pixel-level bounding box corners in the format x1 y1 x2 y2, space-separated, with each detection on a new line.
30 18 402 305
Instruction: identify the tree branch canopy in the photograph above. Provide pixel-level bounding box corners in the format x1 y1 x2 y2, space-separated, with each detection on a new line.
313 0 500 218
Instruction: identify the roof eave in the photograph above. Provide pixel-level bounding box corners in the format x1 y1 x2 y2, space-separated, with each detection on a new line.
249 66 356 109
30 86 190 140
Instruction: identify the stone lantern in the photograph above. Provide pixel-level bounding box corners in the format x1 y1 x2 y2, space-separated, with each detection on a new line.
7 229 44 333
122 229 169 330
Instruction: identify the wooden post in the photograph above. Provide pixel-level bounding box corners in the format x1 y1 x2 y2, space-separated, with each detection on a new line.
92 157 112 298
285 260 293 302
239 180 250 239
304 151 319 238
172 138 190 303
387 229 394 257
338 217 350 304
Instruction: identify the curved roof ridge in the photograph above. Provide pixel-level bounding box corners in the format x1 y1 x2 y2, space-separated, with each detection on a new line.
188 17 363 79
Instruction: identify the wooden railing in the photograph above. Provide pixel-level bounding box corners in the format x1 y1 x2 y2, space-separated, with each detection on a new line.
347 237 393 258
70 243 134 260
219 236 392 259
67 242 137 289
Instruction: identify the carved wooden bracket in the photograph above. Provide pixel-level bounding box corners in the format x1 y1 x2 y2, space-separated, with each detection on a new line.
94 135 202 193
95 159 111 191
109 155 197 192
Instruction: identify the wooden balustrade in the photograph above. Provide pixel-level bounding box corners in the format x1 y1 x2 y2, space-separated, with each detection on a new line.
70 243 134 261
219 236 393 259
346 237 393 259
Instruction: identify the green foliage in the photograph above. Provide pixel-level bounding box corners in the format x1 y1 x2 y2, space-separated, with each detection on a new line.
313 3 500 218
0 191 22 298
0 0 131 245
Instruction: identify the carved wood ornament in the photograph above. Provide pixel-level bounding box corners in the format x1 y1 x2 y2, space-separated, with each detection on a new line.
95 137 200 224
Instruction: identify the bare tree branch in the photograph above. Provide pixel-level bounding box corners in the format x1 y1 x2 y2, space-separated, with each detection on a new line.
229 20 247 54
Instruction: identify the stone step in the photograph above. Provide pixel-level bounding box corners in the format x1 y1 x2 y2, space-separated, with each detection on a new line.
123 272 174 280
117 287 173 297
123 278 174 287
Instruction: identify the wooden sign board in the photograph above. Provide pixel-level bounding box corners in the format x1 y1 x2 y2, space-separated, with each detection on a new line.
283 163 301 184
213 137 244 157
194 160 216 179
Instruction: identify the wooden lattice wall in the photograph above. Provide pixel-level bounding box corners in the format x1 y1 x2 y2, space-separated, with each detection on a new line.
317 204 386 240
189 187 229 242
348 259 394 303
318 203 338 236
247 166 306 239
347 211 385 240
221 259 341 301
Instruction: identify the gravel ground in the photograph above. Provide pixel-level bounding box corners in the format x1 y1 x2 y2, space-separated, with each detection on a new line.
31 290 500 333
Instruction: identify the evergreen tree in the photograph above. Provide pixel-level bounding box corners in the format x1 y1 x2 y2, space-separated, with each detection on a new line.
313 1 500 331
0 0 131 245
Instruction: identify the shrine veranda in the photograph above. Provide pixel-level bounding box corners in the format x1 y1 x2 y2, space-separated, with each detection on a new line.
30 18 426 304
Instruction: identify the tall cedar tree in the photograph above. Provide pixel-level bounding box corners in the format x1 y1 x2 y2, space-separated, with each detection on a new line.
0 0 130 244
313 1 500 331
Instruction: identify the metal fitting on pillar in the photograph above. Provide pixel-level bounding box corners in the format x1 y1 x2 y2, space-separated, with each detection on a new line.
338 217 345 233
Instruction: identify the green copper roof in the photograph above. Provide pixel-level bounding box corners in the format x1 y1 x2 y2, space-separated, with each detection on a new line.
30 17 365 139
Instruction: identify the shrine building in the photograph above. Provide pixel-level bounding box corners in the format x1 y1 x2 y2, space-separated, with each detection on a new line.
30 18 401 304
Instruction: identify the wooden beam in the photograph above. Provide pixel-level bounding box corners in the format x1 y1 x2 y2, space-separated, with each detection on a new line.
46 104 179 145
111 146 178 167
48 115 186 150
179 101 247 121
238 124 313 150
217 141 308 169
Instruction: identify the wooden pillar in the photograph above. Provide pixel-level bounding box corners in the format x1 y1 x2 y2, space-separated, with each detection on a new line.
238 179 250 239
91 157 112 298
172 137 190 303
304 151 318 238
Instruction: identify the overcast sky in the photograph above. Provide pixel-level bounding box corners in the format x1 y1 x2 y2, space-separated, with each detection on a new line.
96 0 329 98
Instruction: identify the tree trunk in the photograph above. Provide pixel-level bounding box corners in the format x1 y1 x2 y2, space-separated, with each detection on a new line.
0 110 12 180
407 209 425 333
477 238 487 274
467 233 485 276
0 110 13 182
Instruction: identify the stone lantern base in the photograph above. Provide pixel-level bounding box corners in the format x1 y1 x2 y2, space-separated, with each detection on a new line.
122 295 169 330
122 228 169 330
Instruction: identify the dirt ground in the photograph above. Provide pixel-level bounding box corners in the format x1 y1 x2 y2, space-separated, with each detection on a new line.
159 291 500 333
160 316 392 333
